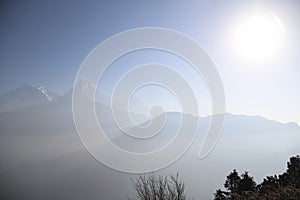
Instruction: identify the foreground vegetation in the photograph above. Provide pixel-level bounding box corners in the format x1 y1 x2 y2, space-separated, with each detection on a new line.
128 173 186 200
214 155 300 200
128 155 300 200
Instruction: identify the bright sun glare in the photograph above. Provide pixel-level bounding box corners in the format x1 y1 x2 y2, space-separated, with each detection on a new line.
234 12 285 61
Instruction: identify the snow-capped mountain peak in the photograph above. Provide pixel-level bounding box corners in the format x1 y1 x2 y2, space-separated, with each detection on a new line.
36 86 55 102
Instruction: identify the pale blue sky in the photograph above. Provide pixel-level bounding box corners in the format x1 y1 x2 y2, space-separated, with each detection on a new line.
1 0 299 124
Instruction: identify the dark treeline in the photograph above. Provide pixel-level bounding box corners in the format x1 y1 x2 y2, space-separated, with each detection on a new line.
214 155 300 200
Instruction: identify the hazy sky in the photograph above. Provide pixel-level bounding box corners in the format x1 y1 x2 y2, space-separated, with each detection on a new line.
1 0 299 124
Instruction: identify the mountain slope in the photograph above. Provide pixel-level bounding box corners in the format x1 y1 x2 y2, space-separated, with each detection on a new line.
0 85 59 112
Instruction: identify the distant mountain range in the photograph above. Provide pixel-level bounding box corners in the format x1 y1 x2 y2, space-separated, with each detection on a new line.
0 84 298 136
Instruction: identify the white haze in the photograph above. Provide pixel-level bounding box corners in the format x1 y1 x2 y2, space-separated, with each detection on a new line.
0 86 299 200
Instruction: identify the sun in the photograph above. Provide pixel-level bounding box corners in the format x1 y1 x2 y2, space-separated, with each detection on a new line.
234 12 285 61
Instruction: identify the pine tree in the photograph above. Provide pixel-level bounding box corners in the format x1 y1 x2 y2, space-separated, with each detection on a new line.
224 169 240 194
214 189 227 200
286 155 300 187
239 171 256 192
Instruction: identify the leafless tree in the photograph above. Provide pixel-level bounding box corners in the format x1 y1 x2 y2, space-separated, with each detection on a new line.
128 173 187 200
